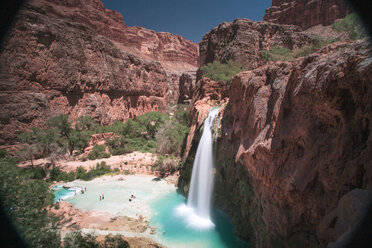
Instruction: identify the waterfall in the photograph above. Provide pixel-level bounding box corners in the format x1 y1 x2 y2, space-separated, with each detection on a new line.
176 108 219 230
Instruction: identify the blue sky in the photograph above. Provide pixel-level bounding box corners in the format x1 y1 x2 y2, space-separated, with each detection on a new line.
101 0 272 43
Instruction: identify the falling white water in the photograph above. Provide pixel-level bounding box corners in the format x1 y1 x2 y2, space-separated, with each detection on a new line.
176 108 219 230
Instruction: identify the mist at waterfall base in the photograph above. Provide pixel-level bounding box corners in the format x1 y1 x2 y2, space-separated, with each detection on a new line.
150 191 249 248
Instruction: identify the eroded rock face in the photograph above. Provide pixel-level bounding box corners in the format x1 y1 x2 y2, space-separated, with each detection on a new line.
199 18 314 69
221 41 372 247
28 0 199 72
182 40 372 247
182 77 228 160
0 0 198 145
264 0 351 30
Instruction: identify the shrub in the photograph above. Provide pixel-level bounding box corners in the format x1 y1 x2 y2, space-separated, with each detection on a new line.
104 234 129 248
111 147 124 155
200 60 244 84
75 116 98 131
332 13 367 40
23 167 46 180
88 145 109 160
0 157 61 248
76 166 87 179
70 129 92 153
126 137 156 153
262 36 342 62
174 104 190 126
122 119 143 137
0 148 7 158
64 231 99 248
49 167 75 182
77 162 113 181
137 112 169 138
262 46 292 62
106 136 128 155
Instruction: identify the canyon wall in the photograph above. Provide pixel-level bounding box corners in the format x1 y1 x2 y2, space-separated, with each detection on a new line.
199 19 314 70
264 0 351 30
0 0 198 145
181 16 372 248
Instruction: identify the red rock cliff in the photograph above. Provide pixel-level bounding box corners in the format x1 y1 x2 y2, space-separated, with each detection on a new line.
223 40 371 247
264 0 352 30
0 0 198 145
199 19 314 70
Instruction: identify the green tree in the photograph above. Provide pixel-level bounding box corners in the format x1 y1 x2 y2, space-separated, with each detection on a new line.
18 144 39 166
0 148 7 158
137 112 169 138
75 116 98 131
122 118 143 137
88 145 110 160
69 129 92 153
173 104 190 126
0 158 61 248
47 114 74 154
155 121 189 156
64 231 99 248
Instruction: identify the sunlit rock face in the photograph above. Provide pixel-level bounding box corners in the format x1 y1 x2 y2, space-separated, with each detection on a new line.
264 0 351 30
199 18 314 70
0 0 198 145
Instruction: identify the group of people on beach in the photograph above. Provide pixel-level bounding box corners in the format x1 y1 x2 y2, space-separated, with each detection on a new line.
129 194 136 201
99 194 105 201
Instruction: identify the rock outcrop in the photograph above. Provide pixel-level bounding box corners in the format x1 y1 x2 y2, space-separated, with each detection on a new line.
264 0 351 30
199 19 314 70
221 40 371 247
0 0 198 145
182 40 372 247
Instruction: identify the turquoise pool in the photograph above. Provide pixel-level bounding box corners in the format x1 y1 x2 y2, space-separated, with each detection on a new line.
150 191 249 248
52 176 249 248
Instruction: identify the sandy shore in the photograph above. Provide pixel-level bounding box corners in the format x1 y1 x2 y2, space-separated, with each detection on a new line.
19 151 159 174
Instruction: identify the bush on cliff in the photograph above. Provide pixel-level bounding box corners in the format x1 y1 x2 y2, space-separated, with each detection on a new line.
262 36 341 62
332 13 367 40
200 60 244 84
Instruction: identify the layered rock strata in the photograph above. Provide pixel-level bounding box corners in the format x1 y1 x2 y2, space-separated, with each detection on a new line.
0 0 198 145
199 19 314 70
264 0 351 30
181 40 372 247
